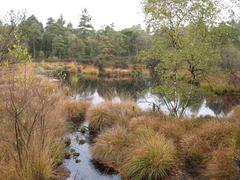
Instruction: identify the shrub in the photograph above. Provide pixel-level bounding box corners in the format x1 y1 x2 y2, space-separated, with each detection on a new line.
0 64 67 179
23 153 53 180
122 135 177 180
91 127 132 168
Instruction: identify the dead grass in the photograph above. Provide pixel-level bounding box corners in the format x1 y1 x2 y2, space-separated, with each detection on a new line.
65 62 81 73
122 135 177 180
87 102 116 131
91 106 240 179
180 119 238 177
129 116 189 143
204 146 239 179
128 116 162 132
36 62 146 77
87 101 141 131
65 100 90 124
0 63 68 179
233 105 240 118
105 67 132 78
81 65 99 76
91 127 132 169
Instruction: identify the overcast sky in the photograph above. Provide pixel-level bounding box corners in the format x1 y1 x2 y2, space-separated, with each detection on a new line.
1 0 239 30
0 0 145 30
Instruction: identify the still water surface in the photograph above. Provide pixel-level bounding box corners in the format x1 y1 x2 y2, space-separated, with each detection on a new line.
71 76 240 117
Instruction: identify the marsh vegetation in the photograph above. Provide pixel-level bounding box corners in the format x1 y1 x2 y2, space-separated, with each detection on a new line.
0 0 240 179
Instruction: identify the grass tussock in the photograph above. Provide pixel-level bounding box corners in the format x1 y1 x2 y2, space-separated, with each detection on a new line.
87 101 141 131
91 104 240 179
180 119 238 176
0 63 68 180
181 120 234 154
65 62 81 73
91 127 132 169
87 102 116 131
65 100 90 124
129 116 188 143
233 105 240 118
204 146 239 179
122 135 177 180
128 116 162 132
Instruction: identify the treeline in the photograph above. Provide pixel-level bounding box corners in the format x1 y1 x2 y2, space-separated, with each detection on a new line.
0 9 152 67
0 5 239 73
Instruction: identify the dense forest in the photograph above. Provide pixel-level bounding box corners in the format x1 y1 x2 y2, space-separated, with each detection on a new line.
0 9 152 68
0 5 240 68
5 2 239 116
1 4 240 71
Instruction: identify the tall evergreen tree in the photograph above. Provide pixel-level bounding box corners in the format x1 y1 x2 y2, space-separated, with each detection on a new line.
19 15 43 59
78 8 95 58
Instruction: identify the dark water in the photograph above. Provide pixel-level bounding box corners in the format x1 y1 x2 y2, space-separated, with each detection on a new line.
63 122 121 180
70 76 240 117
60 75 240 180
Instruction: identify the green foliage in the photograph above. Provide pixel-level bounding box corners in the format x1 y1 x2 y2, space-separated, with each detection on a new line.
78 8 94 38
52 35 66 58
1 10 152 68
19 15 43 59
141 0 232 117
8 43 31 64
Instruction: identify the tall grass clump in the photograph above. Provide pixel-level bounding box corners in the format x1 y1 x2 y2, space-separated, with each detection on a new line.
113 100 141 117
0 64 67 179
87 101 140 131
91 127 132 169
129 116 187 144
65 62 81 73
182 120 234 152
122 135 177 180
87 102 115 131
65 100 90 124
204 147 239 179
180 119 236 176
128 116 162 132
233 105 240 118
